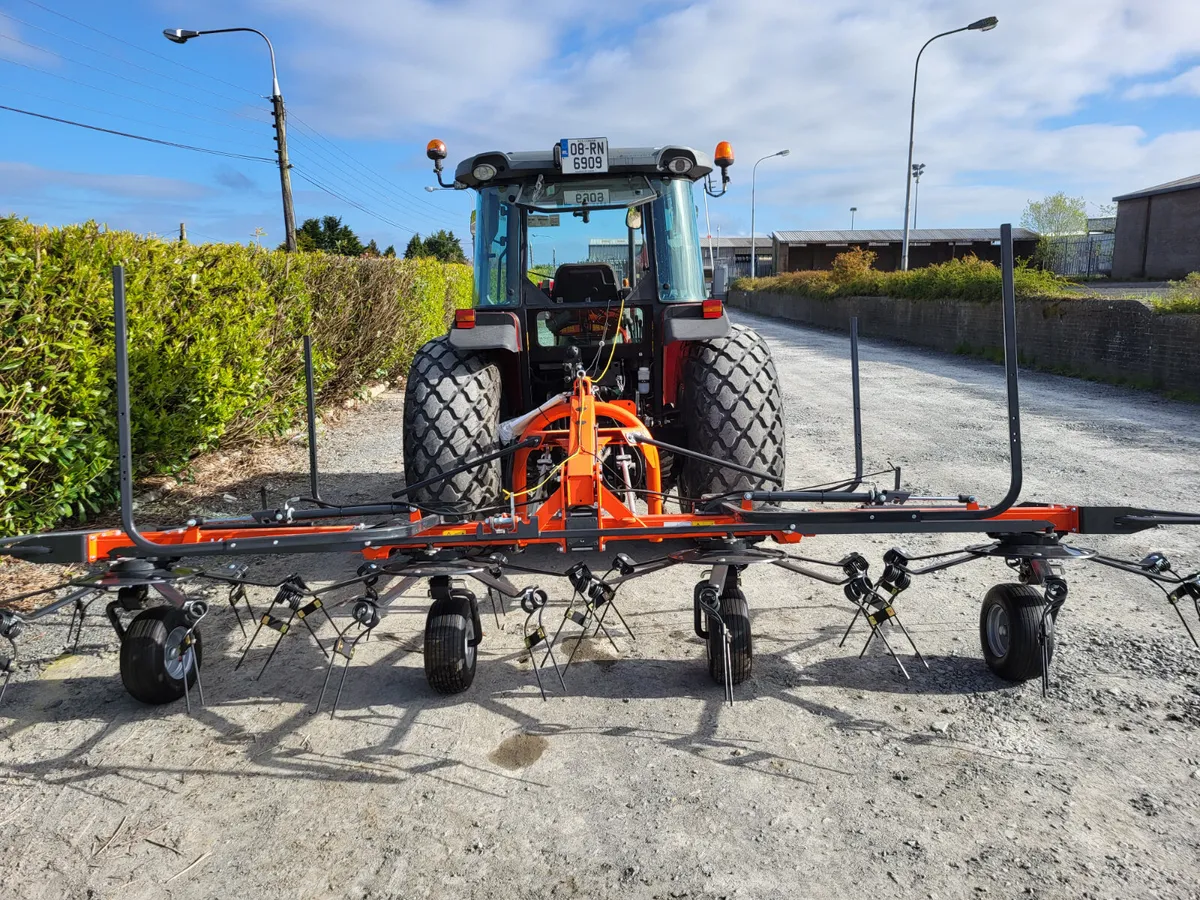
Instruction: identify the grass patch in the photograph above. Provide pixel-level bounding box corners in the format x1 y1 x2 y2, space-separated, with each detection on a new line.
733 249 1076 301
1150 273 1200 314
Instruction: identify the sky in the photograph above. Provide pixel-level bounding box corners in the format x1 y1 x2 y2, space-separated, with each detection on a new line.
1 0 1199 256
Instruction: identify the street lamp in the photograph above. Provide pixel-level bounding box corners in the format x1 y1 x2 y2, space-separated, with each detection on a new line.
850 206 857 230
750 149 789 279
911 163 926 231
164 27 297 251
900 16 997 270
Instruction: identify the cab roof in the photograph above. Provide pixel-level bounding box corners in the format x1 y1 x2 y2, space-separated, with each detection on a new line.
453 145 713 189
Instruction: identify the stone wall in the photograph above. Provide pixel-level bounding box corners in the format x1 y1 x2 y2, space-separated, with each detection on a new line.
727 291 1200 396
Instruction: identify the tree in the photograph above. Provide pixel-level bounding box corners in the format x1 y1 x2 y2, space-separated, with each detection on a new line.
404 234 425 259
383 244 396 257
421 229 467 264
364 239 381 257
1020 192 1087 237
293 215 365 256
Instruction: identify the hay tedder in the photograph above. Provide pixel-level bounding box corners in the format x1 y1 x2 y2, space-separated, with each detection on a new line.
1 138 1198 714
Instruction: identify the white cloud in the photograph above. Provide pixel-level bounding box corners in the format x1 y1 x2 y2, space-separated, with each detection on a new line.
1124 65 1200 99
233 0 1200 231
0 162 210 201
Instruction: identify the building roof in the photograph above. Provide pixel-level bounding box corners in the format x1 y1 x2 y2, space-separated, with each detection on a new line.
772 228 1038 244
1113 173 1200 202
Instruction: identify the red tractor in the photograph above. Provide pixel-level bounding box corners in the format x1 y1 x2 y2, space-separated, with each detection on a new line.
403 139 787 518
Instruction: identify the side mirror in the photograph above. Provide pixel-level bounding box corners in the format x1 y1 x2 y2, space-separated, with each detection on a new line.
625 207 643 231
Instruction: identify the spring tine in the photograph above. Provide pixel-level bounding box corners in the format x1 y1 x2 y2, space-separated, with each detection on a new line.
315 648 339 715
723 628 733 706
856 617 877 659
892 616 928 669
592 606 621 654
191 634 205 708
608 601 635 641
0 669 9 706
331 654 355 718
489 588 503 630
1169 595 1200 648
299 614 330 659
838 606 863 649
235 605 272 670
228 585 248 637
256 611 296 680
871 625 909 680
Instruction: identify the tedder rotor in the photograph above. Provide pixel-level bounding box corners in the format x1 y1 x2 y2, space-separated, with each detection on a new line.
1 137 1198 715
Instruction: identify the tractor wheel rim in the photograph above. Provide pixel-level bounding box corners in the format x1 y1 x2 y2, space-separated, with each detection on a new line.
465 618 476 667
164 625 194 681
986 605 1010 657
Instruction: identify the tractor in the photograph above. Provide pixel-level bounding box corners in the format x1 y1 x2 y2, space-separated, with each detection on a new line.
402 139 787 520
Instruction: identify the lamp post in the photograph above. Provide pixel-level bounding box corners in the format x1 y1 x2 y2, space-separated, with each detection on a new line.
750 149 789 279
850 206 857 230
164 27 297 252
911 163 926 230
900 16 997 270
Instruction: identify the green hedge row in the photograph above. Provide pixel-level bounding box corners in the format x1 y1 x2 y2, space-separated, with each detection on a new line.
732 249 1076 302
0 217 472 536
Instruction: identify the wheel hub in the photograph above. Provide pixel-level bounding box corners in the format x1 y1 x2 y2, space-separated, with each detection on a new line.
986 604 1010 657
164 625 195 681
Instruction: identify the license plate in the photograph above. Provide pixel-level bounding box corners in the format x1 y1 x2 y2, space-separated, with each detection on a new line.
560 137 609 174
564 188 609 206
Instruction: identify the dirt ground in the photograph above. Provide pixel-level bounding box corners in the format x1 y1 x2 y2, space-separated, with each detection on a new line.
2 310 1199 900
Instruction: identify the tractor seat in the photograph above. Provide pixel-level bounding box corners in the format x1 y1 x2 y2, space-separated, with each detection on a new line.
551 263 620 304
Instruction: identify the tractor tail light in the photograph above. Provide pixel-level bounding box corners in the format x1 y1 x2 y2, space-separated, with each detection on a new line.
455 309 476 329
702 299 723 319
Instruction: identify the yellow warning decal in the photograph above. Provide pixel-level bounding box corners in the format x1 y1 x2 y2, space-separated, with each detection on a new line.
440 527 472 536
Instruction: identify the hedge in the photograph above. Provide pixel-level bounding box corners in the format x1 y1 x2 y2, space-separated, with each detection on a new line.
0 217 472 535
732 248 1076 302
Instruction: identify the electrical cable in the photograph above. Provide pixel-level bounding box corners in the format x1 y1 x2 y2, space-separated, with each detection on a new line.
0 55 271 137
290 166 420 235
0 103 275 162
0 32 271 123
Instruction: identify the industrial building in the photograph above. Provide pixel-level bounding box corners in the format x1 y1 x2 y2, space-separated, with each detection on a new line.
1110 173 1200 280
771 228 1039 273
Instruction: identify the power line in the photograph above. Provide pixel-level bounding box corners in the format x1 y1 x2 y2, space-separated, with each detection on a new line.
0 80 271 152
291 166 419 235
0 56 271 138
14 0 262 101
0 32 271 124
285 130 461 229
288 113 457 217
0 103 276 162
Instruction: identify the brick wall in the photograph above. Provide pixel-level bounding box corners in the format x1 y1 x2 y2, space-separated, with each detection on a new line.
1112 187 1200 280
727 291 1200 395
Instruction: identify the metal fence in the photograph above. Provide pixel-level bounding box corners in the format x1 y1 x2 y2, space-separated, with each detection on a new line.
1044 234 1114 278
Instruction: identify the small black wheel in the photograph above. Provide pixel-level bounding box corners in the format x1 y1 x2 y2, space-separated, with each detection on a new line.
119 606 203 705
707 588 752 685
979 583 1053 682
424 591 478 694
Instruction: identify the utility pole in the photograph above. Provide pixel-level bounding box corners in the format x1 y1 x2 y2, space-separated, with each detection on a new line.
850 207 857 230
273 92 297 252
179 222 187 243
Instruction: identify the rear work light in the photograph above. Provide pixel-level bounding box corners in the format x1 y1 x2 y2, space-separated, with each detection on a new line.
455 309 476 328
702 299 723 319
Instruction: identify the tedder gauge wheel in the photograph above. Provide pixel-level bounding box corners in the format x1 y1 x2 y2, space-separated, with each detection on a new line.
403 336 502 515
119 606 203 705
679 325 786 505
979 583 1054 682
424 591 479 694
707 587 753 685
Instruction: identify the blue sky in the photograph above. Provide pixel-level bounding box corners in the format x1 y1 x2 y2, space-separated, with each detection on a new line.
2 0 1199 254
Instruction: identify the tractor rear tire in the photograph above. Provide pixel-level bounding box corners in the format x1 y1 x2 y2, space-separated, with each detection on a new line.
679 325 786 504
403 336 502 515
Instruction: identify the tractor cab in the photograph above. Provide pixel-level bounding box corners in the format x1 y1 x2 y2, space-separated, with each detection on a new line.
427 141 736 416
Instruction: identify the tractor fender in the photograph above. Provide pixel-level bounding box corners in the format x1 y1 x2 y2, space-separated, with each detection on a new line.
448 311 521 353
662 310 731 344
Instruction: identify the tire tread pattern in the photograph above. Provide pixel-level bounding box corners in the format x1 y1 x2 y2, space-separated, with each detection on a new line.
680 325 786 499
403 336 502 513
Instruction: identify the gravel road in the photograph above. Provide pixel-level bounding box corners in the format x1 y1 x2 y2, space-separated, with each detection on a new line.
2 309 1199 900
